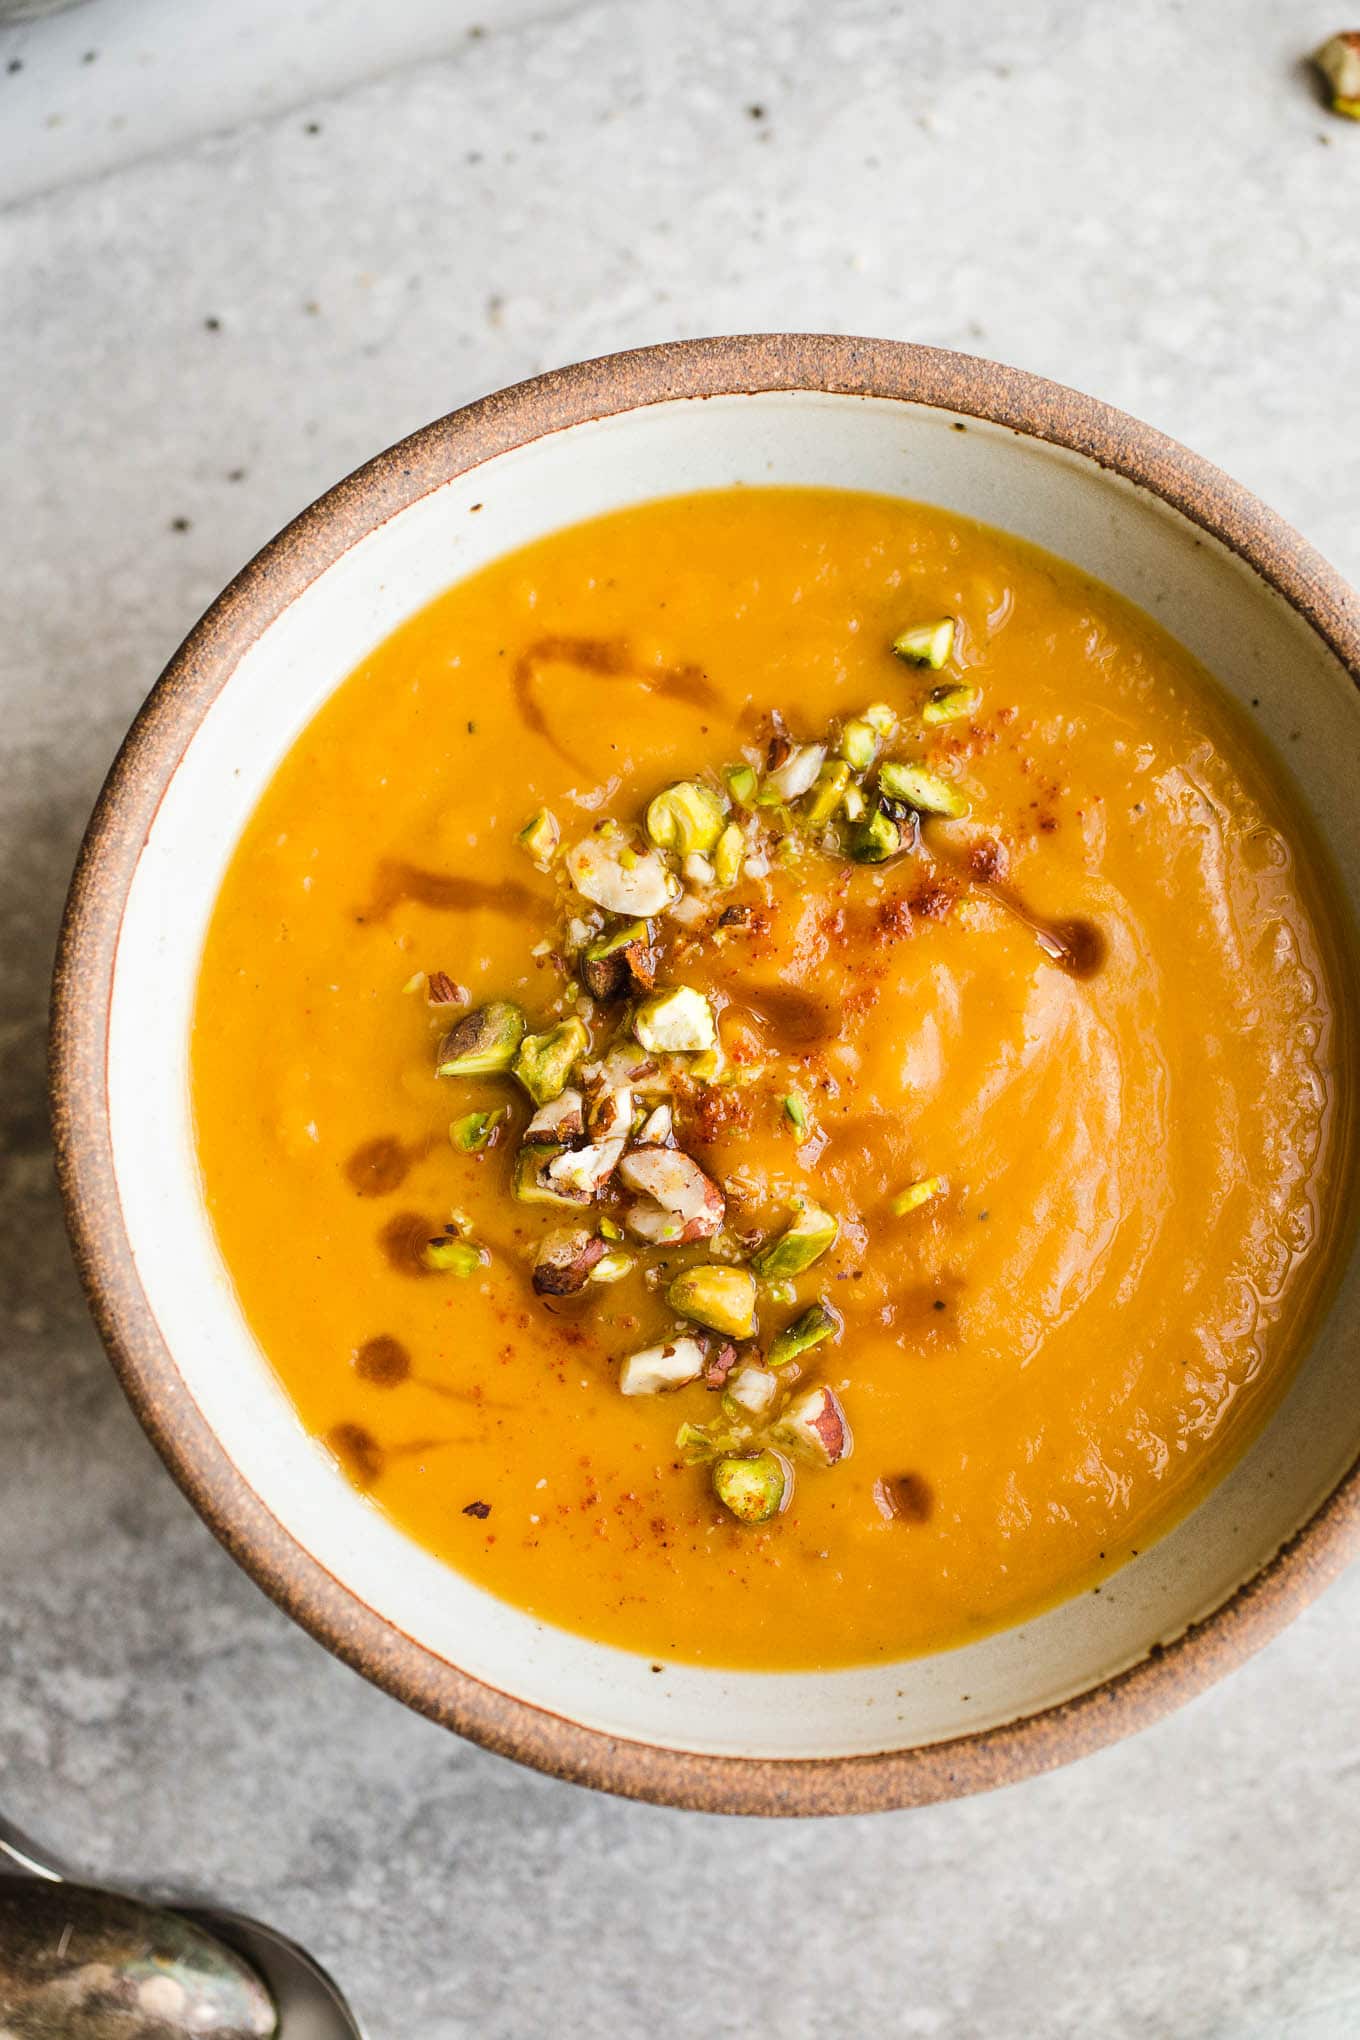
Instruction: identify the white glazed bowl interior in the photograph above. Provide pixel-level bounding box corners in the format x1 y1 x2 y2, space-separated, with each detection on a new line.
108 389 1360 1761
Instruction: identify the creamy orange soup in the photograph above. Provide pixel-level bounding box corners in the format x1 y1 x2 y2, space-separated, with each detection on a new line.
193 487 1353 1670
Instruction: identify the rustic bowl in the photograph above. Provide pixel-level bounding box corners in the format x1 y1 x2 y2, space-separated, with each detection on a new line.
51 336 1360 1815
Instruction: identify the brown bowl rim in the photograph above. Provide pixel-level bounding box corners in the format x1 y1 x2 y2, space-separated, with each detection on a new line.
49 334 1360 1817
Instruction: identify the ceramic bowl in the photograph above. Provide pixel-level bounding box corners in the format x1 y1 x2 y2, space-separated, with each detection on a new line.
51 336 1360 1815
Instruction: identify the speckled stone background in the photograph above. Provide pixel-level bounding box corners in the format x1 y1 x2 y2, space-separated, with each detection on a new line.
2 3 1358 2035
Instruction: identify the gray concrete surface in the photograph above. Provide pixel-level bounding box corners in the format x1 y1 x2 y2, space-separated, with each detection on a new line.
3 3 1359 2034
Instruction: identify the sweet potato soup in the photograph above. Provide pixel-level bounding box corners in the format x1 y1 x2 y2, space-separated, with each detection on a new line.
193 487 1352 1670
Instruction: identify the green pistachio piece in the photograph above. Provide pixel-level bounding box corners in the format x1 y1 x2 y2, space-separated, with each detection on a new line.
768 1301 842 1369
864 701 898 736
513 1145 590 1208
752 1204 839 1279
667 1264 758 1339
517 808 560 867
450 1108 506 1152
890 1174 947 1216
922 683 982 727
436 1000 526 1077
848 804 903 864
724 763 759 807
676 1421 717 1465
804 759 851 828
633 986 717 1054
842 782 867 822
581 921 656 1001
645 780 727 856
712 1449 792 1524
783 1093 808 1133
892 617 956 669
713 821 745 889
512 1018 590 1106
423 1236 485 1276
877 760 968 818
589 1249 636 1285
839 719 879 771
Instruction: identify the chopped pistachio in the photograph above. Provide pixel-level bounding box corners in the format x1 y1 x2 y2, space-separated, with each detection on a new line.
768 1301 842 1369
523 1088 585 1145
842 782 867 822
724 763 759 807
589 1249 635 1285
783 1093 808 1134
599 1214 622 1241
619 1146 726 1243
676 1420 718 1465
531 1225 606 1297
804 759 851 828
922 683 982 727
513 1145 591 1208
762 1277 796 1307
545 1133 626 1199
633 986 716 1054
864 701 898 736
713 821 745 889
848 803 904 864
1316 31 1360 115
839 719 879 771
775 1384 853 1466
567 833 680 916
450 1108 506 1152
436 1000 526 1078
635 1101 673 1146
423 1236 485 1277
618 1336 708 1396
513 1018 589 1106
752 1203 839 1279
764 743 826 803
402 971 426 996
890 1174 948 1216
712 1449 791 1524
645 780 727 857
667 1264 758 1339
581 920 656 1002
517 807 560 868
892 617 956 669
722 1361 780 1421
877 759 968 818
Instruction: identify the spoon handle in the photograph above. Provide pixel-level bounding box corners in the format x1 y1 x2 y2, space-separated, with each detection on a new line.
0 1877 278 2038
0 1817 66 1883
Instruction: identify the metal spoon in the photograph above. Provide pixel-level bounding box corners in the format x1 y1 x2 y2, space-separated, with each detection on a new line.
0 1815 364 2039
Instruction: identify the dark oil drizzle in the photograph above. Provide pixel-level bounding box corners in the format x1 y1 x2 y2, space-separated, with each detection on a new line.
359 860 542 925
354 1334 412 1385
327 1422 384 1486
927 835 1105 978
513 635 720 772
377 1209 440 1276
875 1472 935 1523
723 987 841 1048
344 1135 412 1196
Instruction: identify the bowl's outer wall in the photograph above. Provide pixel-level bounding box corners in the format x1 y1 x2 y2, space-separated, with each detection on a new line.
50 335 1360 1815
